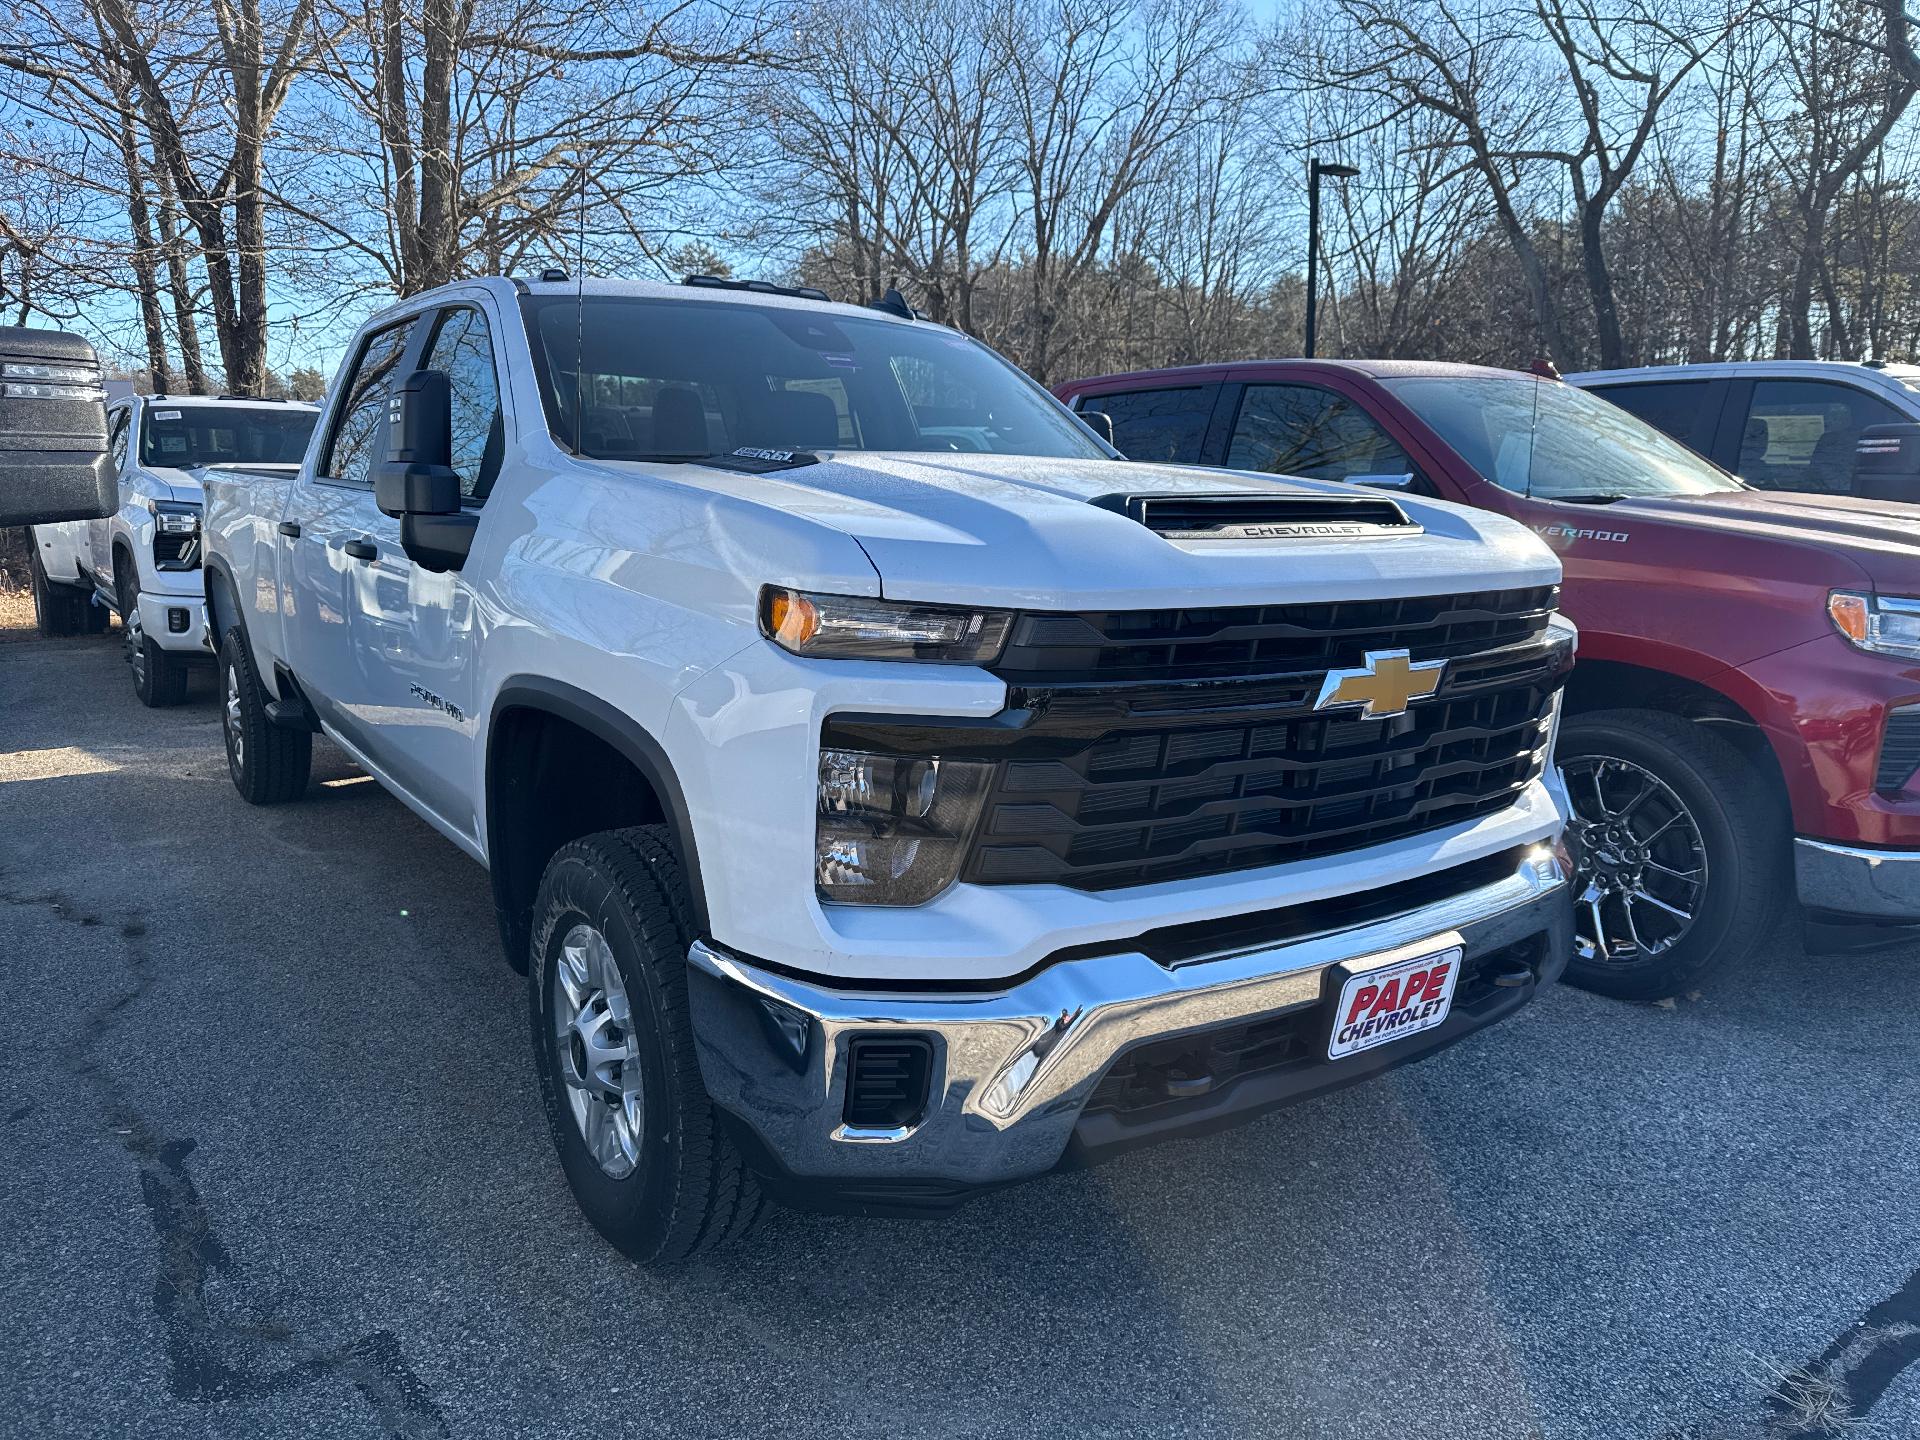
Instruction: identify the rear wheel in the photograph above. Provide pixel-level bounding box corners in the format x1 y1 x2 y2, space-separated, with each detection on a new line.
118 562 189 707
529 827 767 1263
219 626 311 804
1559 708 1782 1001
30 549 90 637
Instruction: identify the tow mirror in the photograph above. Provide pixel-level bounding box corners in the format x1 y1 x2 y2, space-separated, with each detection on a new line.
1853 424 1920 501
375 369 458 517
1079 408 1116 448
0 326 115 526
374 368 476 573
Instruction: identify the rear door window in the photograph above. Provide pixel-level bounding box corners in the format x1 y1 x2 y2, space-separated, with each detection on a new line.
1735 380 1907 494
421 306 505 501
1583 380 1718 454
1227 384 1413 481
1078 386 1216 464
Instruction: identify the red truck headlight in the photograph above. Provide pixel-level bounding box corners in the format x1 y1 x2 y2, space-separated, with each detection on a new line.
1829 590 1920 661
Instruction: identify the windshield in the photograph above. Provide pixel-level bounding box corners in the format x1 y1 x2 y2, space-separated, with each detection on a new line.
522 295 1107 462
139 405 317 470
1382 375 1746 500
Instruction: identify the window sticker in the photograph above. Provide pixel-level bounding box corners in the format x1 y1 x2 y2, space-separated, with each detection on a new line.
153 410 182 420
157 435 188 454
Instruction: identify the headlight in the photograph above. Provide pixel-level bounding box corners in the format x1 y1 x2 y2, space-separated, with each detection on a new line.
816 747 991 905
762 587 1012 664
150 500 201 535
1829 591 1920 660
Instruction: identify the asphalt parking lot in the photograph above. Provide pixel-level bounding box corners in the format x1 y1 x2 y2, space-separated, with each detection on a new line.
2 627 1917 1440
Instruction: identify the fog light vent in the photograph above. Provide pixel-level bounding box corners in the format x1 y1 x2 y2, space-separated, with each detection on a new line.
843 1037 933 1131
1875 704 1920 794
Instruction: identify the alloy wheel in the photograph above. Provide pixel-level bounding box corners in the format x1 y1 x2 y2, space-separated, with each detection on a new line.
224 662 244 772
551 923 646 1179
125 594 147 685
1563 755 1709 965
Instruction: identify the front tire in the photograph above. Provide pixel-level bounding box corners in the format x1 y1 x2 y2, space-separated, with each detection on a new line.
30 550 90 637
1558 708 1783 1001
219 626 311 804
529 827 766 1264
119 563 189 707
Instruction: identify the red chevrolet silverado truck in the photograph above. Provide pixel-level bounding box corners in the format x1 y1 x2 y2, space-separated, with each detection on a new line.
1058 359 1920 999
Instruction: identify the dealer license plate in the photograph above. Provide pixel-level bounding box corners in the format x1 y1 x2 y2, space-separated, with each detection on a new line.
1327 940 1464 1061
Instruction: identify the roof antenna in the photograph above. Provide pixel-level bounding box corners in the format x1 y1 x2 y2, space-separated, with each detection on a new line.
573 149 587 453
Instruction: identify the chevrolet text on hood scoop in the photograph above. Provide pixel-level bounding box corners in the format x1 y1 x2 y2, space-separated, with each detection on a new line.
1088 490 1423 540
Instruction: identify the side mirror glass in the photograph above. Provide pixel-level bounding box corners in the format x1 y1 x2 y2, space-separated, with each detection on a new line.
374 369 460 518
0 326 115 526
1853 424 1920 500
1079 408 1116 448
1351 472 1416 491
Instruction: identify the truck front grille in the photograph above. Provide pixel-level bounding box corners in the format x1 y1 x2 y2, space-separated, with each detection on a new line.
1876 704 1920 794
154 532 200 570
991 586 1556 684
960 587 1564 891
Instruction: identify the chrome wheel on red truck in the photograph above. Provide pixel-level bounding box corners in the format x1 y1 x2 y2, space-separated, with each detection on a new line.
1558 709 1781 1001
1564 756 1708 961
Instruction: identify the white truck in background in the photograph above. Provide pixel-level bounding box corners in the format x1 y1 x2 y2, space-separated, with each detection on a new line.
182 274 1575 1263
29 392 316 704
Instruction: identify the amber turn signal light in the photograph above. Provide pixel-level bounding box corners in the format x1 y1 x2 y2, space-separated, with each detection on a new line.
1828 591 1870 645
763 589 821 648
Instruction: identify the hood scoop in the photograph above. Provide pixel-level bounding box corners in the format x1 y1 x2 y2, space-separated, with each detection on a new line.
1092 491 1420 541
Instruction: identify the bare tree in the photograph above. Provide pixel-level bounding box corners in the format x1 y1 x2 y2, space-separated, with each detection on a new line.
1527 0 1726 366
295 0 780 297
88 0 321 390
994 0 1241 381
1770 0 1916 356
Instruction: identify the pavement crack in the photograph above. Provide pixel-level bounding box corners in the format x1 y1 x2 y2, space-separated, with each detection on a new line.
25 887 450 1439
1770 1267 1920 1430
1669 1265 1920 1438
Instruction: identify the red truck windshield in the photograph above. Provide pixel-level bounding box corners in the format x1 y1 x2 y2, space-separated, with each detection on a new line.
1382 375 1745 501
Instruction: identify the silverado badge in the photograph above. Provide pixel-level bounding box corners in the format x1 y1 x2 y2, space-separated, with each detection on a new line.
1314 649 1446 719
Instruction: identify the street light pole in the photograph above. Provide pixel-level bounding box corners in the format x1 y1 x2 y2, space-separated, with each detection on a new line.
1305 157 1360 360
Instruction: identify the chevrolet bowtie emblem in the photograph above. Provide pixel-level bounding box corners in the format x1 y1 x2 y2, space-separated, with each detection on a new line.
1313 649 1446 719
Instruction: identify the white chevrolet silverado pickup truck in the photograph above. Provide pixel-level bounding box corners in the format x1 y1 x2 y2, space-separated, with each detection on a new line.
29 392 317 703
196 275 1575 1262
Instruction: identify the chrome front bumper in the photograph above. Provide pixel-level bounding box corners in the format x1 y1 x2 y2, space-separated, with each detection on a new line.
1795 836 1920 920
686 848 1571 1209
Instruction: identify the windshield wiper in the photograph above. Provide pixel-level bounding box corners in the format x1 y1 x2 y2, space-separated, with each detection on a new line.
1542 492 1627 505
582 447 823 473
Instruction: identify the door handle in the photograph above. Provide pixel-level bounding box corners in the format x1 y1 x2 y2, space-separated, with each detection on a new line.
343 539 378 561
278 520 302 538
